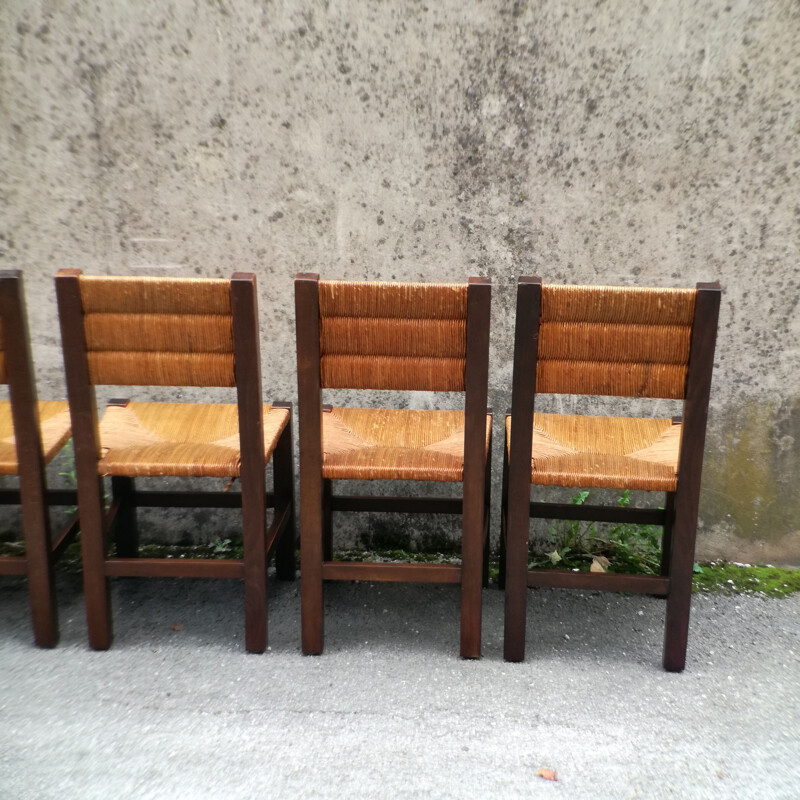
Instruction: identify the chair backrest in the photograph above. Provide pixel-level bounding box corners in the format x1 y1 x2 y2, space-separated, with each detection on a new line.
315 278 472 392
57 273 243 388
295 274 491 397
534 282 709 400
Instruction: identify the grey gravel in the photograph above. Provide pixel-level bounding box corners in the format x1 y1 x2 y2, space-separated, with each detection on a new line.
1 573 799 799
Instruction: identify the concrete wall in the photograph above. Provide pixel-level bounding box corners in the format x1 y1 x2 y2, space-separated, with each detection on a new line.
2 0 798 562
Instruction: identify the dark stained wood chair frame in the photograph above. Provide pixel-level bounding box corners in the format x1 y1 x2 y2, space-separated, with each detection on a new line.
56 270 295 653
501 277 721 671
0 270 78 647
295 273 492 658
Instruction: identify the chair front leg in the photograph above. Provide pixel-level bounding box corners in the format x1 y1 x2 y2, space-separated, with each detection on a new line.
498 429 509 591
660 492 675 577
482 429 492 589
111 476 138 558
322 478 333 562
241 462 268 654
663 486 699 672
300 463 325 655
503 450 531 663
79 474 113 650
272 408 296 582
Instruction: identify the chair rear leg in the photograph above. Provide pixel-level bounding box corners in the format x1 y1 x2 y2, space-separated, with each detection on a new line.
111 476 138 558
79 476 113 650
662 488 699 672
460 468 485 658
503 473 530 663
19 481 58 648
241 465 268 654
301 468 325 655
272 415 296 582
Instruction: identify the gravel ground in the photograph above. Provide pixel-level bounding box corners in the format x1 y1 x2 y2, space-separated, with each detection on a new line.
1 572 798 799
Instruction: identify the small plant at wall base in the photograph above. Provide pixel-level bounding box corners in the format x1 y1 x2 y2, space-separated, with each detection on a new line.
530 490 663 574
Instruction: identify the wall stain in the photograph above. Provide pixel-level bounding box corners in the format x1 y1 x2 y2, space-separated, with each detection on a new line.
702 398 800 543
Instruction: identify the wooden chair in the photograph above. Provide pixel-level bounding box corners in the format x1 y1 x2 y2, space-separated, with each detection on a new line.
295 275 491 657
55 270 295 652
502 278 720 671
0 271 76 647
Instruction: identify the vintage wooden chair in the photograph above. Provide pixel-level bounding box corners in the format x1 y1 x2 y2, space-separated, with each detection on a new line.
502 278 720 671
295 275 491 657
55 270 295 652
0 271 76 647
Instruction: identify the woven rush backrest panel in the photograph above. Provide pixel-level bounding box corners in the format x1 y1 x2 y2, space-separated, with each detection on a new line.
79 276 236 387
319 280 468 391
537 284 697 398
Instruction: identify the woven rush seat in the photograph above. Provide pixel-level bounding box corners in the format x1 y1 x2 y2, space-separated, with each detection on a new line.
323 407 492 482
97 402 290 478
0 401 72 475
506 413 680 492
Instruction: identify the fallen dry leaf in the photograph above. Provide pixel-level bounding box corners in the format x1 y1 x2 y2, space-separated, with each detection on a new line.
590 557 609 573
537 768 558 782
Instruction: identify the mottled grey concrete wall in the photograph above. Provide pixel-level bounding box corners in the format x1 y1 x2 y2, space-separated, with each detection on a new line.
2 1 798 562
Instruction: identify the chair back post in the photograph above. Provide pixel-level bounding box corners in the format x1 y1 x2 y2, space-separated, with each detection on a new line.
460 276 491 658
56 268 112 648
55 270 103 474
663 281 721 670
295 272 323 480
678 282 722 479
295 272 325 653
503 276 541 661
463 277 492 478
230 272 269 653
231 273 266 482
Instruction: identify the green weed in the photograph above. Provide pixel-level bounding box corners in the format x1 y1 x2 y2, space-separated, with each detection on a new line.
530 490 662 574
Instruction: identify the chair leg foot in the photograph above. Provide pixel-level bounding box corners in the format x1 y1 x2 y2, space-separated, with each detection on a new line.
301 612 324 656
85 581 113 651
24 531 59 648
29 584 59 649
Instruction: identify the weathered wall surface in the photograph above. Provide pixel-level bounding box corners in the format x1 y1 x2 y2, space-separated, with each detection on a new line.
1 0 798 561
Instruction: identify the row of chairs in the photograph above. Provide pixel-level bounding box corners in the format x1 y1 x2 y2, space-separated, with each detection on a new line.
0 269 720 671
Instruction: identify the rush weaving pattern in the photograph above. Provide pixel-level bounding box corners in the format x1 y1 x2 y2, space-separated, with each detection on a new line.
537 284 697 398
318 280 468 391
78 276 236 387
